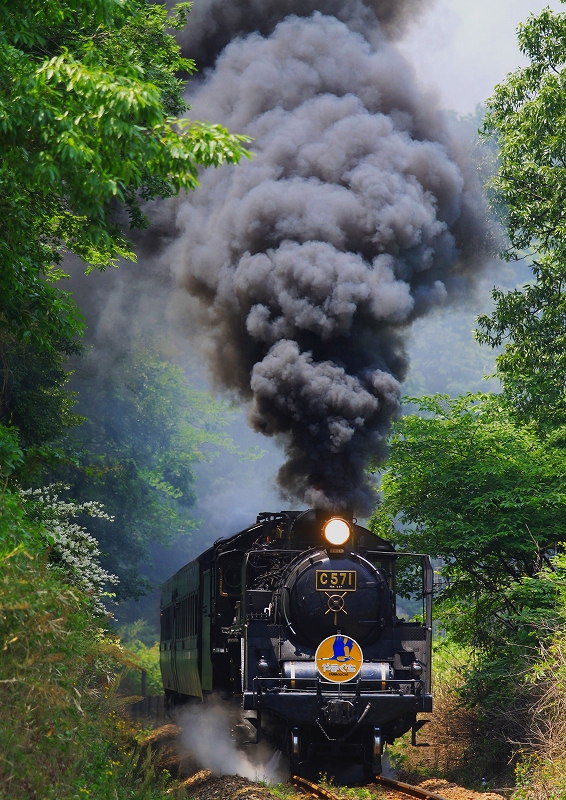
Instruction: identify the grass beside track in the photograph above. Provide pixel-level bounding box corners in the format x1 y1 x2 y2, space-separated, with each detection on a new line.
0 537 172 800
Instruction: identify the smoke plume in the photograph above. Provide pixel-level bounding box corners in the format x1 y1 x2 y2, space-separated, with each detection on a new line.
161 4 491 514
176 0 432 68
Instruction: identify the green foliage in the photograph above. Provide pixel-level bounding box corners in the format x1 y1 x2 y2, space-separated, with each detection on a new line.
0 0 250 352
22 485 119 614
0 0 251 498
478 5 566 427
0 0 252 550
482 6 566 262
510 555 566 798
477 255 566 429
119 620 162 696
371 393 566 707
0 332 83 484
514 756 566 800
0 549 115 797
56 343 238 599
0 424 23 478
0 478 182 800
0 485 172 798
372 393 566 591
388 640 467 777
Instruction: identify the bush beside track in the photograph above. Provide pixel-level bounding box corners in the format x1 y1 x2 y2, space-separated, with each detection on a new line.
0 491 171 800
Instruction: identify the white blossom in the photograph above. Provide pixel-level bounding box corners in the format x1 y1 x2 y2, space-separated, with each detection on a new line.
21 486 119 616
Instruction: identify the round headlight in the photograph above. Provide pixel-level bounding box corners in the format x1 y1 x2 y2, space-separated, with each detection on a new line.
323 517 351 546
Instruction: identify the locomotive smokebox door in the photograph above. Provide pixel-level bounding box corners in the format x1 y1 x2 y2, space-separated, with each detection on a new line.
282 553 390 646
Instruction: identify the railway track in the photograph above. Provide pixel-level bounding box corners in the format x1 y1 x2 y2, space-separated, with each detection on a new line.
291 775 342 800
291 773 449 800
374 775 449 800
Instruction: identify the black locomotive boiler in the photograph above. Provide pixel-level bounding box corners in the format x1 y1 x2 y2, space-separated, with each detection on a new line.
160 509 433 778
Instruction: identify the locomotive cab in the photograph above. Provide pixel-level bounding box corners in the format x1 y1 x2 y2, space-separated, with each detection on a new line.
160 510 433 778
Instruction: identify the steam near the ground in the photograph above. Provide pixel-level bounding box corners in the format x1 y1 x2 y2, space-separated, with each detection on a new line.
175 697 399 783
161 3 492 514
177 700 285 783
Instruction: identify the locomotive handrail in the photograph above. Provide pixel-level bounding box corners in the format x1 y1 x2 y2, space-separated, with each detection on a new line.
252 676 426 694
246 548 305 556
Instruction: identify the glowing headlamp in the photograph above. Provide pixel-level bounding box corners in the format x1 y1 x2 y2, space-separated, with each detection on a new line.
323 517 351 546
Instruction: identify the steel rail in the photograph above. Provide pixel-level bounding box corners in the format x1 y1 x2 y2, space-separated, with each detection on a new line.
374 775 449 800
291 775 341 800
291 773 449 800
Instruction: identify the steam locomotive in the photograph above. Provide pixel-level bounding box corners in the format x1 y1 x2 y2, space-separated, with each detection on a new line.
160 509 433 778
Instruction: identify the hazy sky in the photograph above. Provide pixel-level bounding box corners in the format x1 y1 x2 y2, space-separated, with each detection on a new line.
399 0 564 114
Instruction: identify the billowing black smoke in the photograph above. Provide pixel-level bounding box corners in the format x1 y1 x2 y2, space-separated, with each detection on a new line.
176 0 432 68
161 5 491 514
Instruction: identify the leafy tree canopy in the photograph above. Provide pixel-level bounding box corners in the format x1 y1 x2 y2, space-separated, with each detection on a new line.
371 393 566 705
482 6 566 262
0 0 250 353
0 332 83 480
478 4 566 427
477 258 566 428
371 393 566 627
56 343 241 599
